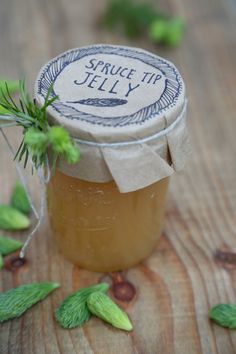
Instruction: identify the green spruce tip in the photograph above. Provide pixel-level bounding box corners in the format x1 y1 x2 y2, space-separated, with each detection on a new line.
0 282 60 323
0 205 30 230
55 283 109 329
0 254 3 269
48 126 80 165
87 291 133 331
10 182 31 215
0 235 23 256
209 304 236 329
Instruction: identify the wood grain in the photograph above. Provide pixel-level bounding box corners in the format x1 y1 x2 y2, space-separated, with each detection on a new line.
1 0 236 353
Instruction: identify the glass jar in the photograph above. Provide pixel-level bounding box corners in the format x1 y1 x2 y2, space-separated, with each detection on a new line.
35 44 188 272
47 170 169 272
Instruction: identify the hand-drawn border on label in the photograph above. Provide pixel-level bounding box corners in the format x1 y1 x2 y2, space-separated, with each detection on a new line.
37 45 183 127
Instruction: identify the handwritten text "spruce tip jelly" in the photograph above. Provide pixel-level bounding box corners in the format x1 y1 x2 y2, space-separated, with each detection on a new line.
74 58 163 98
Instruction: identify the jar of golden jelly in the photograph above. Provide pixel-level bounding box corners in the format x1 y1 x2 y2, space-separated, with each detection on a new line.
35 45 189 272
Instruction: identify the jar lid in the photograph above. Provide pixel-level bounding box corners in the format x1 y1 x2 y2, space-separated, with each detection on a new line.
35 45 190 192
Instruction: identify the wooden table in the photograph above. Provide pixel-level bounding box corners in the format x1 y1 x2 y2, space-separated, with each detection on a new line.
1 0 236 353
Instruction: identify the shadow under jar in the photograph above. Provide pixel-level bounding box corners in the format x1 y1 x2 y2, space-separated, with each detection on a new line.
35 44 189 272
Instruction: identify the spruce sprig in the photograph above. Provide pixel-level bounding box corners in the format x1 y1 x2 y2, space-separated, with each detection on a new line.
0 80 80 170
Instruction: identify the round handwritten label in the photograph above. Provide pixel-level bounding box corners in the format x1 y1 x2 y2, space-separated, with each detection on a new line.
37 45 183 127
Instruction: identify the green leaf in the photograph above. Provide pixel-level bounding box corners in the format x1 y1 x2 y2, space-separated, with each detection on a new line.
0 205 30 230
0 282 59 323
0 254 3 269
10 182 31 215
209 304 236 329
0 235 23 256
55 283 109 329
87 291 133 331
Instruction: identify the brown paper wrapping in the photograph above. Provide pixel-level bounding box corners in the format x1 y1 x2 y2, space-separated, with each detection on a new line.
35 45 190 192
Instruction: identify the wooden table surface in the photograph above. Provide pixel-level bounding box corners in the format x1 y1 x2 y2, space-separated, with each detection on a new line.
1 0 236 353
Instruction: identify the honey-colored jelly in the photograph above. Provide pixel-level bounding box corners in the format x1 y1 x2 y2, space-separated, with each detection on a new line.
47 170 169 272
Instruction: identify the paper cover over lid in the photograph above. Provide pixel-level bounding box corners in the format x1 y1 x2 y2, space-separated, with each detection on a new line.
35 44 190 192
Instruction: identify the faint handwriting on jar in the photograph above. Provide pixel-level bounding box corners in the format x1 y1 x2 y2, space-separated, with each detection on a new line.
73 188 112 207
76 215 118 230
